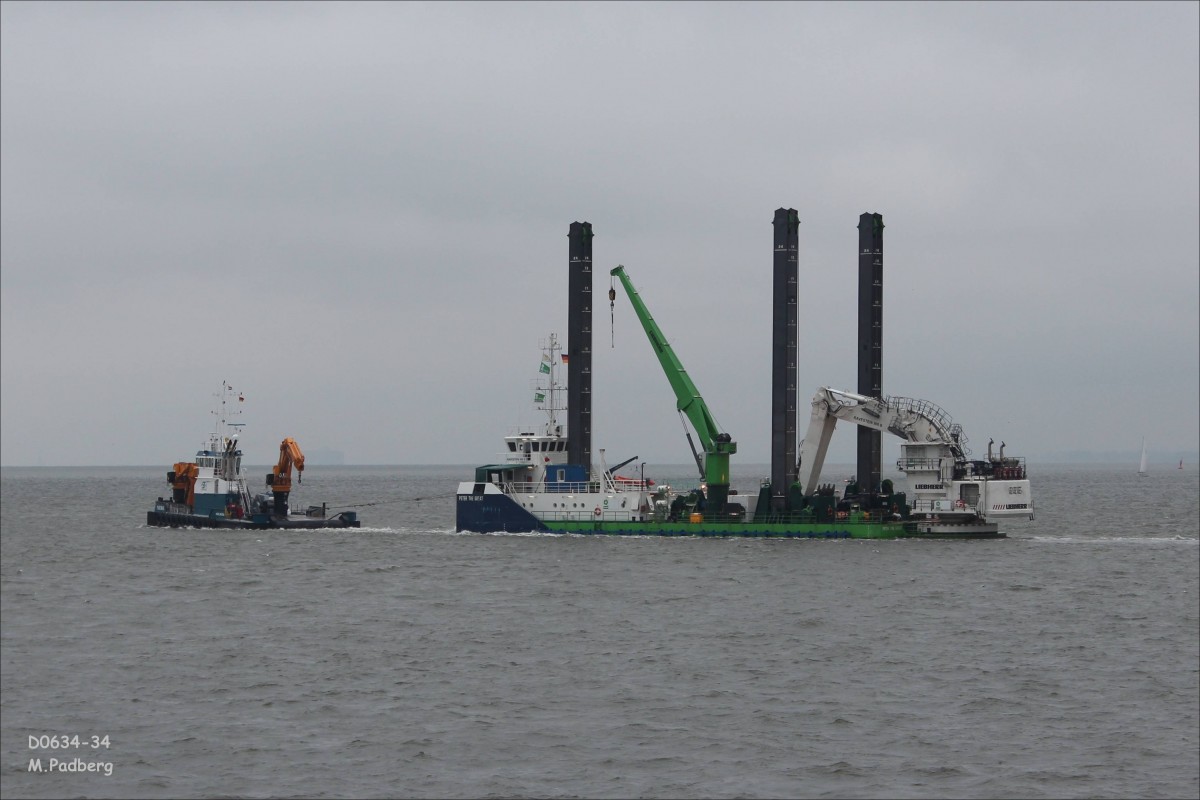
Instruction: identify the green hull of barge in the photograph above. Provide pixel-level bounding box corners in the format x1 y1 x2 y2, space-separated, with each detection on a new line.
546 519 1002 538
542 509 954 539
548 519 904 538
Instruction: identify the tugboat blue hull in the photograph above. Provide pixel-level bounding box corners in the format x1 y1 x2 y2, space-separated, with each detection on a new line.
147 508 359 530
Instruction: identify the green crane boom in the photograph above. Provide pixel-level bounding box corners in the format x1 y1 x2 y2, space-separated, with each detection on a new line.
610 265 737 511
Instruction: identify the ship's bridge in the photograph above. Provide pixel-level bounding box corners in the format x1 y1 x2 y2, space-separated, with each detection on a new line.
503 432 570 465
195 435 243 480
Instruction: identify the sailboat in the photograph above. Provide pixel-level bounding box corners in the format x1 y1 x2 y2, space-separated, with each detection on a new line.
1138 437 1148 476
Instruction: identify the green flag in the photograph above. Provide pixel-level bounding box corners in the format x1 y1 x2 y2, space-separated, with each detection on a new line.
539 362 550 374
534 392 546 403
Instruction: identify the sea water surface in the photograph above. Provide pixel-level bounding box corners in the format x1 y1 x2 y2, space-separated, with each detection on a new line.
1 463 1197 799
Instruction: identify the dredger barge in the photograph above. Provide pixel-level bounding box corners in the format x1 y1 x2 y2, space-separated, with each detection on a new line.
456 213 1033 539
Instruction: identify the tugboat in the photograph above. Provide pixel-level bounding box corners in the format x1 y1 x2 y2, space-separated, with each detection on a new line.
146 384 360 529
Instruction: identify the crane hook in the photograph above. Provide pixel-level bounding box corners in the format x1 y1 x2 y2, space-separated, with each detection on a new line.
609 279 616 348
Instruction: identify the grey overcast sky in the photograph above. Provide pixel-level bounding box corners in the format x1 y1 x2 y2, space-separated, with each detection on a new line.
2 1 1197 468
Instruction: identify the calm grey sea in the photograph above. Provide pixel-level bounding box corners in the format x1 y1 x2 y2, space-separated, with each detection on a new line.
1 463 1197 799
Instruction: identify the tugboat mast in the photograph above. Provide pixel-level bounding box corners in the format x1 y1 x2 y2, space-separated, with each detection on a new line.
206 381 245 485
209 381 244 443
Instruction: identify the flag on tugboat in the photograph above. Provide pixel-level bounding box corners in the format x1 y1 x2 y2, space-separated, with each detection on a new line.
539 361 550 374
534 392 546 403
561 354 569 364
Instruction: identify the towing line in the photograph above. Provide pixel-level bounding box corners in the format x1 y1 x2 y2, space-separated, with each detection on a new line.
324 492 458 511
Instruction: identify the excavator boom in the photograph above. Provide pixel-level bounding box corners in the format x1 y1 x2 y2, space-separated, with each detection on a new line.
610 265 725 447
609 265 736 510
798 388 957 495
268 437 306 492
795 386 1033 528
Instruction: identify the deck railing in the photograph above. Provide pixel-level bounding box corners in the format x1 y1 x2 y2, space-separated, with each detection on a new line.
505 480 656 494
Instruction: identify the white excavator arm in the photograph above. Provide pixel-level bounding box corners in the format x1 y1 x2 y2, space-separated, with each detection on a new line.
796 387 1034 530
797 387 962 495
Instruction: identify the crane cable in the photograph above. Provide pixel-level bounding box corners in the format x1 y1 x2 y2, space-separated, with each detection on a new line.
609 278 616 348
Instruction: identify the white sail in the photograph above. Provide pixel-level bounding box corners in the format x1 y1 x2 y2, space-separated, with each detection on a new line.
1138 438 1148 475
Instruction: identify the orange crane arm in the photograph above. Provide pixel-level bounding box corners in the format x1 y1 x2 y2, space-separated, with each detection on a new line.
268 438 306 492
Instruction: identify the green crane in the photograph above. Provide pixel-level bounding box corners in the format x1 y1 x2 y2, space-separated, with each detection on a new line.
609 265 737 512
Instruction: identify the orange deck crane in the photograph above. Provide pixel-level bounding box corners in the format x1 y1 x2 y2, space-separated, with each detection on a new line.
168 462 199 509
266 437 305 516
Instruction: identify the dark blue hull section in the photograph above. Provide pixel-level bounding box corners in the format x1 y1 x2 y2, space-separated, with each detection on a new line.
457 493 857 538
147 510 360 530
456 493 549 533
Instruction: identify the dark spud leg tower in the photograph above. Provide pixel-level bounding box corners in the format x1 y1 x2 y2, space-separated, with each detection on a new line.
857 212 884 494
771 209 800 509
567 221 593 471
